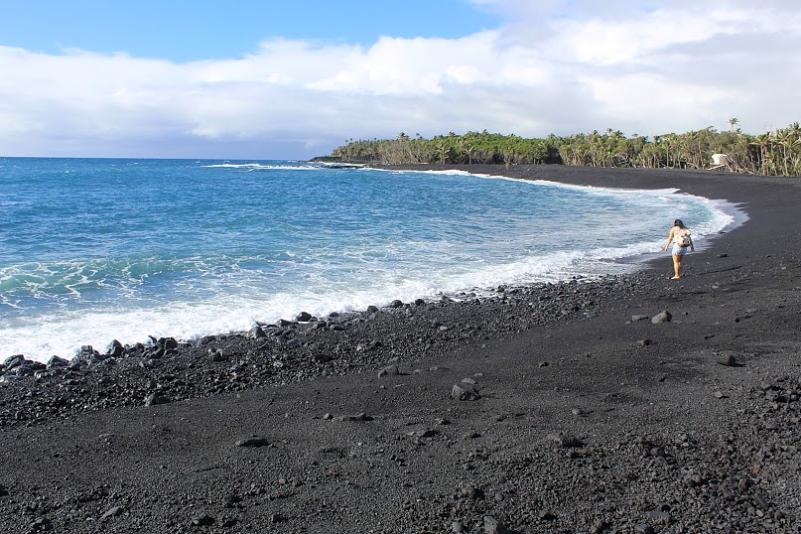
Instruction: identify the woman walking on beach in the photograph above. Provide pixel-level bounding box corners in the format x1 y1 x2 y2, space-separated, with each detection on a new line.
662 219 694 279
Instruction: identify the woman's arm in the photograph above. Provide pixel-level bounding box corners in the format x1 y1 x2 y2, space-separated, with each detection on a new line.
662 228 674 251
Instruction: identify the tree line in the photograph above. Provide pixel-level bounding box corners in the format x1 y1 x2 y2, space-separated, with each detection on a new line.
329 121 801 176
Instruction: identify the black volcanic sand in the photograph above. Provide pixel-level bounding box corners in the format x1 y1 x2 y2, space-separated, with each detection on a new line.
1 165 800 533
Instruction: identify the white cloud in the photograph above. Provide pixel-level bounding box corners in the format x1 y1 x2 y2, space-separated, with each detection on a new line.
0 1 799 158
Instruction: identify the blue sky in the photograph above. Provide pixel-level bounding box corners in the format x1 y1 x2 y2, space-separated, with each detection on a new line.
0 0 499 61
0 0 798 158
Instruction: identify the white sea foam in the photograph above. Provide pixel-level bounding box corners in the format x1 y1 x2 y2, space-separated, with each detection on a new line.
202 163 320 170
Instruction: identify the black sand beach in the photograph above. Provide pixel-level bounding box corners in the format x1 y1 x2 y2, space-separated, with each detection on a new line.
1 165 800 533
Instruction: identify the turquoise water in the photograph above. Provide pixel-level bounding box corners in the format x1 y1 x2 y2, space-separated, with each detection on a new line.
0 158 731 360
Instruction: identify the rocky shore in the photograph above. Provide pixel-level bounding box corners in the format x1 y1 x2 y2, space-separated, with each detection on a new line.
1 165 800 533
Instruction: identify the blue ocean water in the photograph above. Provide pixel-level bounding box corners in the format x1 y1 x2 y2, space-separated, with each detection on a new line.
0 158 732 361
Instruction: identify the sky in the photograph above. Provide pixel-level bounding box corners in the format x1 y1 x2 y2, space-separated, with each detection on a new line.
0 0 799 159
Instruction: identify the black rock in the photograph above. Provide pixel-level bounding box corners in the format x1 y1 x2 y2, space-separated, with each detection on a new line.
249 326 267 339
366 305 379 313
377 365 399 378
296 311 312 322
144 392 169 406
100 506 124 521
451 383 480 401
390 299 404 308
46 356 69 369
0 485 8 497
191 513 215 526
235 435 270 447
335 412 373 422
106 339 125 358
3 354 25 370
414 298 425 306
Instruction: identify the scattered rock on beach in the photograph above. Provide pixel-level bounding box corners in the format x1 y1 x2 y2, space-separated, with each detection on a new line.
248 326 267 339
235 436 270 447
718 353 740 367
296 311 312 322
335 412 373 422
46 356 69 369
191 513 215 527
0 485 8 497
651 310 672 324
390 299 404 308
631 314 649 322
378 365 399 378
100 506 124 521
144 392 169 406
106 339 125 358
451 383 480 401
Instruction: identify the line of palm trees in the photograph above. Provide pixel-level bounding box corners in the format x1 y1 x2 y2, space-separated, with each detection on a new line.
331 122 801 177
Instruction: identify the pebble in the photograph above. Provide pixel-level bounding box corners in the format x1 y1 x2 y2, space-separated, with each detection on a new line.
377 365 399 378
451 383 480 401
191 513 215 526
651 310 672 324
100 506 124 521
144 392 169 406
335 412 373 422
235 435 270 447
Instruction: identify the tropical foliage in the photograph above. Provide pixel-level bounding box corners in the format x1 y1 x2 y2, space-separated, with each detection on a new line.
330 122 801 176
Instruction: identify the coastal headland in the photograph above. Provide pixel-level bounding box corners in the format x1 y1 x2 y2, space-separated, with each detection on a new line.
1 165 800 533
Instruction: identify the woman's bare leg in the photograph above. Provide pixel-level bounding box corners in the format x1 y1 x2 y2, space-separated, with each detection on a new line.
671 255 682 279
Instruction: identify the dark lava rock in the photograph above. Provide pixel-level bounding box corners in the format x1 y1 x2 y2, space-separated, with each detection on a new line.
718 353 741 367
100 506 124 521
451 383 480 401
390 299 404 308
651 310 672 324
30 517 51 531
414 298 425 306
637 339 653 347
249 326 267 339
366 305 379 313
144 392 169 406
106 339 125 358
0 485 8 497
378 364 400 378
3 354 25 370
335 412 373 422
296 311 312 322
46 356 69 369
235 436 270 447
191 513 215 526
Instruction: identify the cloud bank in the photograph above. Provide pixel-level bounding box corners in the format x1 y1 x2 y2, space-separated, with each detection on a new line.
1 1 799 158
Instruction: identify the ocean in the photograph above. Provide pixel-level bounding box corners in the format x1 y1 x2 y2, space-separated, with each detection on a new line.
0 158 733 361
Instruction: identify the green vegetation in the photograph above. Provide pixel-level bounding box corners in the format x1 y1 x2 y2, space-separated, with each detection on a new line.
330 122 801 176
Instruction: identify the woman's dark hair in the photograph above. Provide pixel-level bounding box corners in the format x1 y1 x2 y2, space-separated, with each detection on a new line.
673 219 686 229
